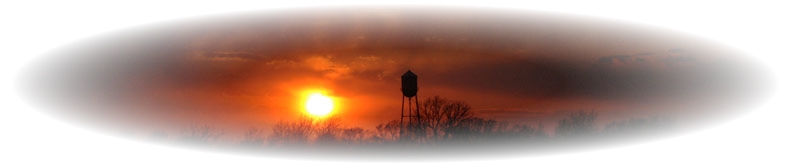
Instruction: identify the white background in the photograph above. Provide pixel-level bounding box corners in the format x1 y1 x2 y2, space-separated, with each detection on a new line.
1 0 790 165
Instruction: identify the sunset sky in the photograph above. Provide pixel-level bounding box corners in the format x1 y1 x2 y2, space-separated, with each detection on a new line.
20 7 767 138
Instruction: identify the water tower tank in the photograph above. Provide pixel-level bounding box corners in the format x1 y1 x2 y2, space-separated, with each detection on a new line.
401 70 418 97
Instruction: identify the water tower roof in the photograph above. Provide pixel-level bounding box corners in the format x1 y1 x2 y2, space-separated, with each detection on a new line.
402 70 417 78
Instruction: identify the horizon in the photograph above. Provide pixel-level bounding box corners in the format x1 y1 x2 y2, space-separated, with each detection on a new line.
14 6 772 153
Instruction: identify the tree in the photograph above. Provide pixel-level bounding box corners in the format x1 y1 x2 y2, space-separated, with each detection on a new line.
446 117 497 142
177 124 224 146
373 120 400 143
418 96 474 142
268 116 313 147
508 123 548 140
602 114 676 136
555 110 598 138
340 127 368 146
313 117 343 145
239 127 267 148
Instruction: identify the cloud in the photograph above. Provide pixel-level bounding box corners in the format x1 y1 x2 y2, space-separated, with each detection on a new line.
186 51 260 62
20 7 768 133
303 56 351 79
598 55 635 64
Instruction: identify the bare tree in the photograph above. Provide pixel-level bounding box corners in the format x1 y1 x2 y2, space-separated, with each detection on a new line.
268 117 313 147
420 96 447 142
418 96 474 142
178 124 224 146
447 117 497 141
374 120 400 143
507 123 549 140
239 127 267 148
555 110 598 138
314 117 343 145
442 100 473 140
602 114 676 136
340 127 368 146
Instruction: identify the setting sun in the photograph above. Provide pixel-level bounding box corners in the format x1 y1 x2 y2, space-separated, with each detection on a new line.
305 93 334 117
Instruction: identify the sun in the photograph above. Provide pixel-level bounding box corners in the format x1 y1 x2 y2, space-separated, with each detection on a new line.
305 93 334 117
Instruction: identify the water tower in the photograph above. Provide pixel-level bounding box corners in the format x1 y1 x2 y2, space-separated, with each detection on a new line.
400 70 423 141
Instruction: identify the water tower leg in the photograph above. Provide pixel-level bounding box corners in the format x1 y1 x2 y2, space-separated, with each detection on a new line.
400 95 405 141
415 94 422 141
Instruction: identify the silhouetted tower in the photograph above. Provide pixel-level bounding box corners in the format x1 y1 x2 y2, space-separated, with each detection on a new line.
400 70 423 142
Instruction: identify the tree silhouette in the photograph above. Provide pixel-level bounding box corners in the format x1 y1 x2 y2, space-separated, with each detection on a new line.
248 97 673 150
268 116 313 147
239 127 267 148
177 124 224 146
340 127 369 147
507 123 548 140
314 117 343 145
446 117 497 142
555 110 598 138
373 120 400 143
418 96 474 142
602 114 676 136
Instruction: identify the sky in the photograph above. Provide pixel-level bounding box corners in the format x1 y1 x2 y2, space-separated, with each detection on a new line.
16 6 770 138
3 1 791 165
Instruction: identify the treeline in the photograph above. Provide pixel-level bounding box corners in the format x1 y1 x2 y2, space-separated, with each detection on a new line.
156 96 676 150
